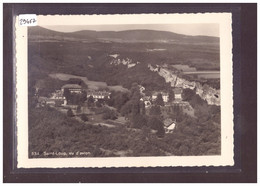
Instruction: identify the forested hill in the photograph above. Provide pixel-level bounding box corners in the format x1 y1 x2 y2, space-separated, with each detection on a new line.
28 26 219 44
28 26 220 93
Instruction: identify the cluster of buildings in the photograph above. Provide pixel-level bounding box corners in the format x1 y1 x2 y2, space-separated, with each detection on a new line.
139 86 184 108
195 83 220 106
148 64 220 106
36 79 187 133
37 84 111 107
109 56 140 69
86 90 111 100
138 84 187 133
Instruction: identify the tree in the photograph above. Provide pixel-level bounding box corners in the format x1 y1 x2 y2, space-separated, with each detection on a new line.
96 100 102 108
70 94 81 105
148 117 165 137
131 99 140 116
149 105 161 116
182 88 196 101
168 89 175 102
106 91 115 106
140 101 146 115
67 108 74 117
87 96 94 107
80 90 87 103
80 114 88 122
103 108 117 120
63 88 72 102
155 93 164 106
172 104 184 122
67 78 88 88
76 105 81 114
131 114 147 129
114 92 130 110
130 82 140 97
104 96 110 104
120 101 133 116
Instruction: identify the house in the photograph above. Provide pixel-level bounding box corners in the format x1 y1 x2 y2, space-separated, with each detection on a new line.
163 118 176 133
38 97 55 106
165 123 176 133
50 90 67 106
163 118 174 126
138 85 145 95
37 96 48 107
162 92 169 102
87 90 111 100
140 96 152 108
50 90 65 99
45 99 56 106
152 93 158 100
38 95 67 107
61 84 82 94
152 92 169 103
173 88 182 101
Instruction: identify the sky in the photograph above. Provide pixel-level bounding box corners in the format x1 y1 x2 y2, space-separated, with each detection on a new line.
41 24 219 37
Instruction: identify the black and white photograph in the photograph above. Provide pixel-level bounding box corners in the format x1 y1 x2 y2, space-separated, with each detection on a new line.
15 13 233 168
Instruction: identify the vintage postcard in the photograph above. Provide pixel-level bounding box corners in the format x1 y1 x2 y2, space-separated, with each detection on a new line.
16 13 233 168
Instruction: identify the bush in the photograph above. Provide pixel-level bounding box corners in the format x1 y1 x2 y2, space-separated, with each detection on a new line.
80 114 88 122
149 105 161 116
76 105 81 113
131 114 147 129
96 100 102 108
67 108 74 117
155 93 164 106
148 116 165 137
102 108 117 120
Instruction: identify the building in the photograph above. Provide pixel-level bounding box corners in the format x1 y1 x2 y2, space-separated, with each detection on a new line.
61 84 82 94
49 90 67 106
45 99 56 106
50 90 65 99
140 96 152 108
138 85 145 95
38 96 66 107
162 92 169 102
87 90 111 100
173 88 182 101
163 118 176 133
152 92 169 103
165 123 176 133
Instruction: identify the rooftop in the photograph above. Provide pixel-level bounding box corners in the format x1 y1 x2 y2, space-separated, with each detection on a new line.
62 84 82 89
152 92 169 96
173 88 182 94
164 118 174 127
87 91 111 96
167 123 176 130
140 96 151 101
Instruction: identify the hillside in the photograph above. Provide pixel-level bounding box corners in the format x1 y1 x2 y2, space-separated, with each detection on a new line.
28 26 220 93
28 26 221 158
28 26 219 44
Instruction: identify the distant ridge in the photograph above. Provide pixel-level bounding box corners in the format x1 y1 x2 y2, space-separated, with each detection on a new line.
28 26 219 43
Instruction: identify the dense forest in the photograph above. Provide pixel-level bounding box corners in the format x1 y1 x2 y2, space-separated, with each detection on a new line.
28 27 219 93
29 106 220 158
29 84 220 157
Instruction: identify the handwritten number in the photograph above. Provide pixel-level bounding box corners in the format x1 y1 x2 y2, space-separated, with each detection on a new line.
19 18 36 25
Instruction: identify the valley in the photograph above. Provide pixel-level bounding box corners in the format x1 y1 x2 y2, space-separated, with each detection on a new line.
28 26 221 158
